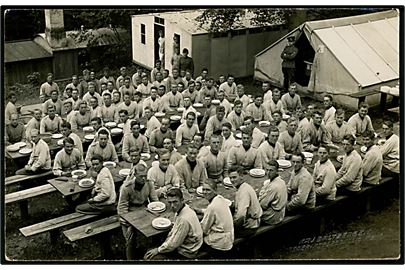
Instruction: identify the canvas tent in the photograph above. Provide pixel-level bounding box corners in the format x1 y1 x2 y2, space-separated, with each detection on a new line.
254 10 400 110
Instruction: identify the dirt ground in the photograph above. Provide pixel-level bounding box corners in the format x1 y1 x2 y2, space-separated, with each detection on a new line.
4 77 401 262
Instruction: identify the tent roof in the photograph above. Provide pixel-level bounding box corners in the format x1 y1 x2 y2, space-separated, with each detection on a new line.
132 9 285 35
307 10 399 87
4 40 52 63
256 10 399 87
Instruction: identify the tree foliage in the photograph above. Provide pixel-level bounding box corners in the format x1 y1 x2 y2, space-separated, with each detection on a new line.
196 7 389 33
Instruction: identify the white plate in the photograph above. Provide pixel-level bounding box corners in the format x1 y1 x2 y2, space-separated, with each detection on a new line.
223 177 233 187
111 128 123 134
211 99 220 105
170 115 181 121
72 169 86 177
78 178 95 188
337 155 345 163
103 161 116 167
140 153 151 160
155 112 166 117
193 103 203 108
148 201 166 212
152 217 172 230
83 126 94 132
117 123 125 129
84 134 95 141
196 186 204 196
14 142 27 148
51 133 63 139
7 145 20 152
302 152 314 158
259 121 270 127
19 148 32 155
57 139 64 146
105 122 117 128
277 160 292 168
119 168 131 176
177 107 185 112
360 146 367 153
249 168 266 177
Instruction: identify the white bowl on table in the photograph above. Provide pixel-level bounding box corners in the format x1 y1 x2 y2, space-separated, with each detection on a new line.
51 133 63 139
155 112 166 117
147 201 166 213
259 121 270 127
170 115 182 121
249 168 266 178
119 168 131 177
110 128 123 135
78 178 95 188
84 134 95 141
152 217 172 230
196 186 204 196
276 160 292 169
19 148 32 155
103 161 116 168
14 142 27 149
7 145 20 152
193 103 203 108
105 122 117 128
83 126 94 132
141 153 151 160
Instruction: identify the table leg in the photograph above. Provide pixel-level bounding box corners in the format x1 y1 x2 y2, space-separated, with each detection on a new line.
380 92 387 113
98 233 113 259
19 201 29 219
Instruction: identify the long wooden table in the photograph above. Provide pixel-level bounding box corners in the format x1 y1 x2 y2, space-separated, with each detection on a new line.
121 168 294 239
48 161 131 198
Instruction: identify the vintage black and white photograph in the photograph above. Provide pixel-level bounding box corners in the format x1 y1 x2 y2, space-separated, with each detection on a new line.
2 6 402 263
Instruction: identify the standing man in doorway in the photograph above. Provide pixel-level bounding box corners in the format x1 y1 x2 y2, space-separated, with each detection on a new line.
281 36 298 90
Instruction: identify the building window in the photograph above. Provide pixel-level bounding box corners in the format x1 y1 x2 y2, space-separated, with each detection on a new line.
154 17 165 25
141 24 146 44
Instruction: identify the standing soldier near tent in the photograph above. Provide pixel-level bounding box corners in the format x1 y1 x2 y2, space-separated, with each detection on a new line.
281 36 298 90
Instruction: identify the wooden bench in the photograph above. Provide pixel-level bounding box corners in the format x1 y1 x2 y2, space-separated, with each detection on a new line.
5 184 57 219
5 171 54 187
348 89 380 107
63 215 121 259
196 176 396 260
19 212 98 243
5 184 57 204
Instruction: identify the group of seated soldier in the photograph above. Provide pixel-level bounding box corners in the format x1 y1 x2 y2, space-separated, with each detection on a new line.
5 63 400 260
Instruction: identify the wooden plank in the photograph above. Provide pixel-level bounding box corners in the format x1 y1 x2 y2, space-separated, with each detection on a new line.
5 184 56 204
20 212 97 237
5 171 53 186
348 89 380 98
387 107 399 114
63 215 120 242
